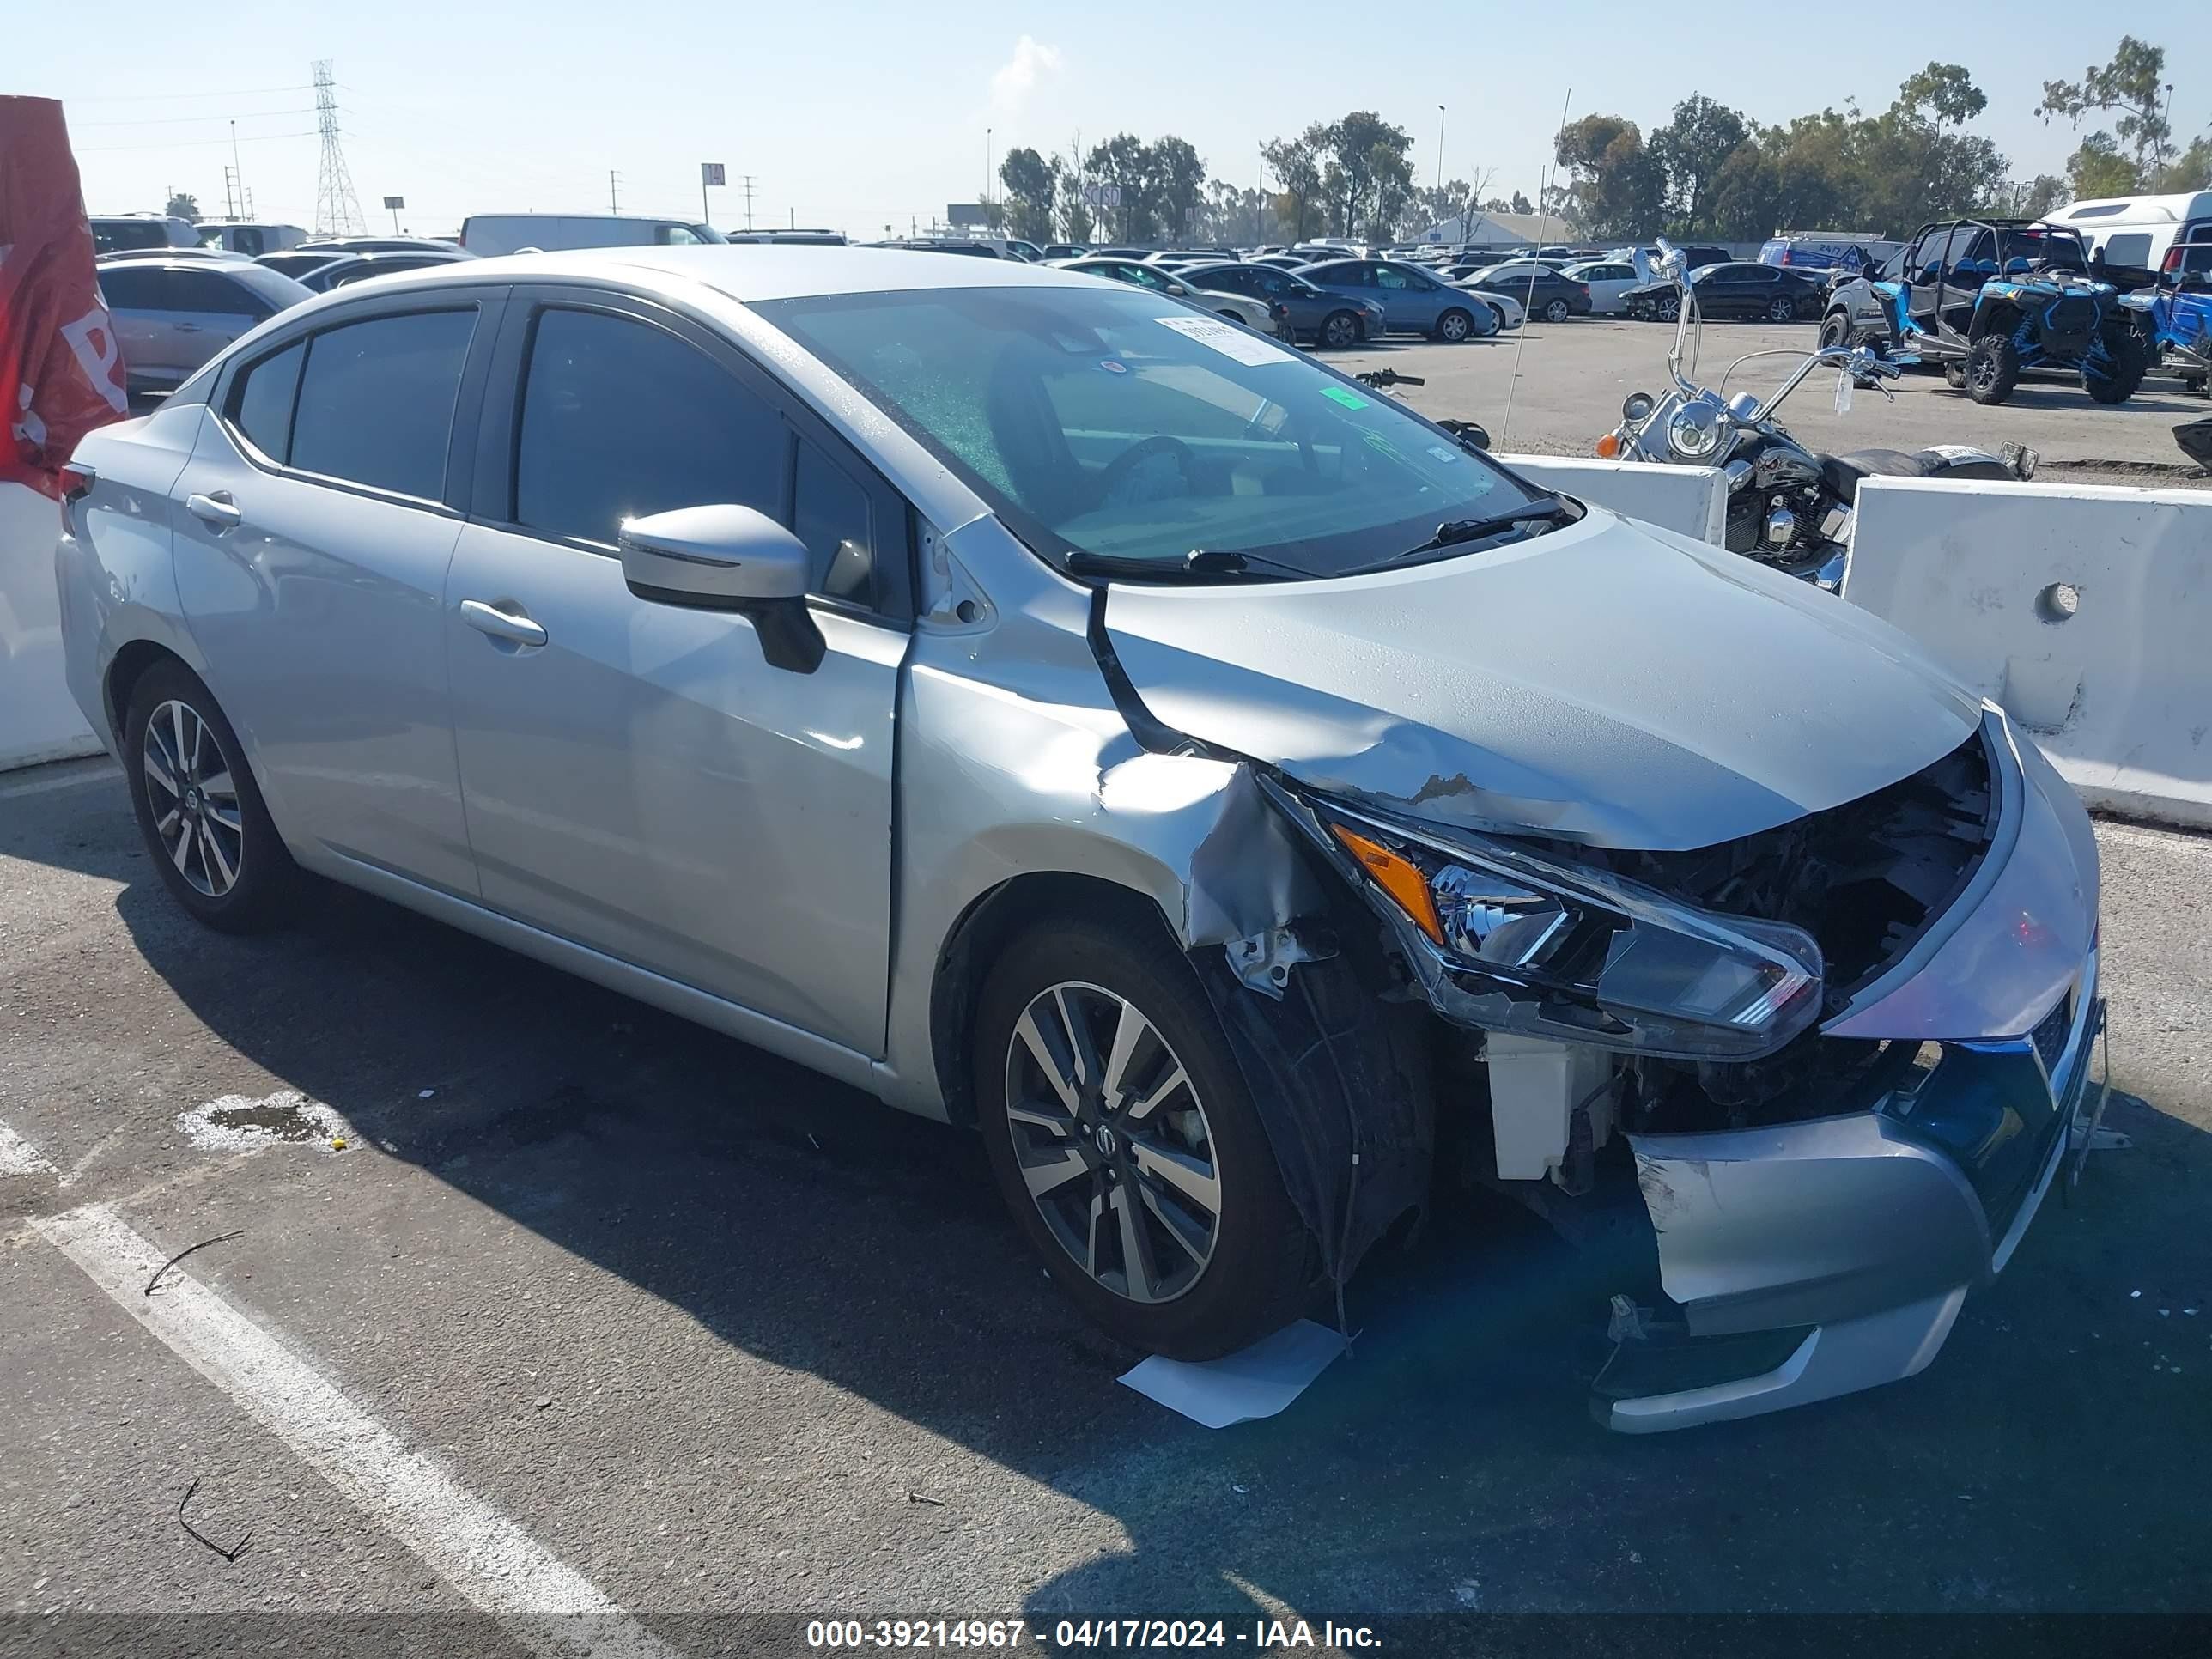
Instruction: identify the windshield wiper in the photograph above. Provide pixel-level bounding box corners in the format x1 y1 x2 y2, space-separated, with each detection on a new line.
1338 493 1581 575
1062 547 1307 581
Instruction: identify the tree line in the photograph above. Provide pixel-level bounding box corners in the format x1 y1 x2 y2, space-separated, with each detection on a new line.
995 36 2204 250
1556 40 2204 242
996 118 1533 249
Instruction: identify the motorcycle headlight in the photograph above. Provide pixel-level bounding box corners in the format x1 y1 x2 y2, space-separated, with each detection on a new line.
1666 398 1726 460
1328 815 1822 1060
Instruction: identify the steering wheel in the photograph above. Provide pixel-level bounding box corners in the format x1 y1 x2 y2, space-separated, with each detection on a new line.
1091 435 1200 506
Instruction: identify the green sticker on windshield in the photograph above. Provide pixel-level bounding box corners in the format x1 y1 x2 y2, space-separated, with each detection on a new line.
1318 386 1370 410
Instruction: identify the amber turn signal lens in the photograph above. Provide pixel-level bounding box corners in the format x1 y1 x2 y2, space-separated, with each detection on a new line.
1330 825 1443 945
1595 432 1622 459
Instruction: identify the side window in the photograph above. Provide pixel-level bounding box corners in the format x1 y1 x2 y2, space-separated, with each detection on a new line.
290 308 477 500
1376 267 1412 289
512 307 782 548
228 339 306 462
1905 230 1939 276
171 270 266 316
2102 233 2151 268
94 266 159 309
660 224 703 246
792 440 876 605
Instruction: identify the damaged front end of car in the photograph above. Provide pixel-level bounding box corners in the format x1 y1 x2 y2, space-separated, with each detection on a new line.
1186 708 2104 1432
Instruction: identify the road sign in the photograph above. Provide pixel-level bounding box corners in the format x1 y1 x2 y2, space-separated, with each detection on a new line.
1080 183 1121 209
701 162 726 187
381 196 404 210
946 203 991 228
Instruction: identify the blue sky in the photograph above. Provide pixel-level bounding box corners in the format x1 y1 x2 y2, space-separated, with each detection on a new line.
26 2 2209 236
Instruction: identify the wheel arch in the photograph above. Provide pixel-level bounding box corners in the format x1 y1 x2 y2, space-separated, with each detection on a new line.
929 870 1183 1128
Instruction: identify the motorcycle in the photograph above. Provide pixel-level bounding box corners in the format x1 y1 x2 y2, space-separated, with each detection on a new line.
1596 240 2035 589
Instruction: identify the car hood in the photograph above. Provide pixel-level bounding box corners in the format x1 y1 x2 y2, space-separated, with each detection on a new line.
1101 508 1982 850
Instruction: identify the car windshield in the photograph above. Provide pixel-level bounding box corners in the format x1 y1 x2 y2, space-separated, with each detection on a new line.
755 283 1544 580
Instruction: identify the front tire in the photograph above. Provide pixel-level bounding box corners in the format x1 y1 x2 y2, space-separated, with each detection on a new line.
1434 307 1474 343
1655 293 1681 323
1818 312 1850 349
1964 335 2019 405
2082 331 2150 405
975 918 1310 1360
123 661 296 932
1320 309 1360 349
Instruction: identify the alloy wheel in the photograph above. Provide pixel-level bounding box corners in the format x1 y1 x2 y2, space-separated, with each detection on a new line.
142 699 245 898
1002 981 1221 1304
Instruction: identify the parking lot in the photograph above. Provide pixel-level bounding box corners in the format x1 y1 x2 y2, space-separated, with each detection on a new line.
4 744 2209 1644
1334 318 2209 479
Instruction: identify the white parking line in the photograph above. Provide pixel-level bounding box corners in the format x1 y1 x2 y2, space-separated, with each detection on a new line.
0 760 119 799
33 1202 678 1659
0 1117 58 1176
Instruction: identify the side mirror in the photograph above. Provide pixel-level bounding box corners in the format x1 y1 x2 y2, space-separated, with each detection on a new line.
1439 418 1490 453
618 503 824 673
1164 281 1192 296
1621 391 1656 423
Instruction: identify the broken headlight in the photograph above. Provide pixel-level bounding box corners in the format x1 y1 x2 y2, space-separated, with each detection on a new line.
1327 812 1823 1060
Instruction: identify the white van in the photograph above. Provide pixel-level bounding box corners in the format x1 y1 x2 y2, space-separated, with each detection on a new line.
459 213 727 258
2051 191 2212 277
198 222 309 257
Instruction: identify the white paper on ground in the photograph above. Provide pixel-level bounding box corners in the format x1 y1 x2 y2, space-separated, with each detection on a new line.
1117 1318 1348 1428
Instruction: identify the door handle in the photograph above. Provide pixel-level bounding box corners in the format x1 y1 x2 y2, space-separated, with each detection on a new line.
459 599 549 648
186 491 242 529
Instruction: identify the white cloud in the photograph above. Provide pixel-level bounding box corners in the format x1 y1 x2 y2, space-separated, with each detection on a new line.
989 36 1065 114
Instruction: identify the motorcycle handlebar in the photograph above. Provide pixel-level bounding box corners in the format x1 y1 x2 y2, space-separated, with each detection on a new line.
1354 368 1425 388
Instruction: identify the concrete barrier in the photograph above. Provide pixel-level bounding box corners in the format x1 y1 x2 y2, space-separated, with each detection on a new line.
1 482 100 772
1497 453 1729 545
1844 475 2212 830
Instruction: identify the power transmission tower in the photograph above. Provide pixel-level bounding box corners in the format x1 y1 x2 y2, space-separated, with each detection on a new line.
312 60 365 237
741 174 756 231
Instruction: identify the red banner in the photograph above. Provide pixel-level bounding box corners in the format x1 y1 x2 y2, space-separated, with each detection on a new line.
1 96 129 498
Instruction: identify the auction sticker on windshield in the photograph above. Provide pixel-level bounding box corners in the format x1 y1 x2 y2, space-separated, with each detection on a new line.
1152 314 1298 367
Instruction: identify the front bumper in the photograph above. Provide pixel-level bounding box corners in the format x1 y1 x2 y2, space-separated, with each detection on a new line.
1601 947 2104 1432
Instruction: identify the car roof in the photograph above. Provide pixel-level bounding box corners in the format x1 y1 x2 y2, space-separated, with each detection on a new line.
259 245 1110 307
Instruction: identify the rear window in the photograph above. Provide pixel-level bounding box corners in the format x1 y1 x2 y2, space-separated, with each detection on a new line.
2101 233 2152 269
289 309 477 500
93 221 171 255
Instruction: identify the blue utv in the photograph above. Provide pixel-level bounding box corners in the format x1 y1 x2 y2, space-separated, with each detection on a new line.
1822 218 2154 406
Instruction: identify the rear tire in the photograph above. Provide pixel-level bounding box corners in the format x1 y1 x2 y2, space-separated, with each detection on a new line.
1964 335 2019 405
1943 362 1968 390
975 918 1311 1360
1767 295 1796 323
1543 298 1571 324
1321 309 1359 349
2082 331 2150 405
123 661 296 933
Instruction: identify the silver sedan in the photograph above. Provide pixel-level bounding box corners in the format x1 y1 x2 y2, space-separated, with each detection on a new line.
58 248 2101 1430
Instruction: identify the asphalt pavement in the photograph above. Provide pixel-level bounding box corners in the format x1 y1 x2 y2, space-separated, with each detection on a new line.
1332 316 2211 477
3 757 2209 1653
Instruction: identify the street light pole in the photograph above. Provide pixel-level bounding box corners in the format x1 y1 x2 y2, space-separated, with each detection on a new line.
985 126 994 220
1436 105 1445 195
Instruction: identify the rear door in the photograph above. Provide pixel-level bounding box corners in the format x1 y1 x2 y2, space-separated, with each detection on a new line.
171 292 500 895
441 288 907 1053
164 269 274 374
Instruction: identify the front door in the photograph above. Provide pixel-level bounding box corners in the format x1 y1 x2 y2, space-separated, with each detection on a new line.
168 299 493 896
443 291 905 1054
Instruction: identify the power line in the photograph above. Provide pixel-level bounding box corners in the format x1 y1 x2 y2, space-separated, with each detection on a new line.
61 83 312 103
76 131 319 154
71 107 316 128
